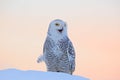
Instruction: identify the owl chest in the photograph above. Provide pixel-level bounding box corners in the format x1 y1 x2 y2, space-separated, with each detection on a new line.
45 40 69 65
52 44 63 56
52 41 68 56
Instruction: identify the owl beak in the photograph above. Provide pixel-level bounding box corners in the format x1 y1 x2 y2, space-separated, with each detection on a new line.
58 27 63 33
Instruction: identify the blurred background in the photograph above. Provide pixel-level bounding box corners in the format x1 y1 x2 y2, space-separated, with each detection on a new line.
0 0 120 80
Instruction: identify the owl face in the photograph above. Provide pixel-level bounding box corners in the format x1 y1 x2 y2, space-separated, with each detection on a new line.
48 19 67 37
50 19 66 33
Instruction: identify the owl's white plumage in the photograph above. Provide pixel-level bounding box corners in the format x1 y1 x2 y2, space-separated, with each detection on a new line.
37 19 75 74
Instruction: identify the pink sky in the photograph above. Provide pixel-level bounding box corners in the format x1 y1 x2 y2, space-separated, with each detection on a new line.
0 0 120 80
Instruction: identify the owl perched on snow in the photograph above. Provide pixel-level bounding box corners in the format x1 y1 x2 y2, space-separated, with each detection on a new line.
37 19 75 74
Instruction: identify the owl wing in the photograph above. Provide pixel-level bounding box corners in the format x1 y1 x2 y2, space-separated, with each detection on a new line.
67 40 75 73
43 37 55 54
37 37 55 63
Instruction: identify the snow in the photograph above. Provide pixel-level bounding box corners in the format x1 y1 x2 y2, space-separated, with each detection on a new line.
0 69 89 80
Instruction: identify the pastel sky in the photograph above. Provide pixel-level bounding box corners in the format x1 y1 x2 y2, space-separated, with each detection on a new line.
0 0 120 80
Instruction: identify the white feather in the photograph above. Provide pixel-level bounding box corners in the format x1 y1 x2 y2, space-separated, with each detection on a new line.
37 55 44 63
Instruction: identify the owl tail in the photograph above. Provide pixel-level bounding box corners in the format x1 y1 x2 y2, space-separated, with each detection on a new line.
37 55 44 63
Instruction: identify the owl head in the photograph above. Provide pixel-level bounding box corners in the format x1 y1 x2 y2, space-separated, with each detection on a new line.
48 19 68 38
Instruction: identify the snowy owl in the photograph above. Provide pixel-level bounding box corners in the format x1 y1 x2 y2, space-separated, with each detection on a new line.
37 19 75 74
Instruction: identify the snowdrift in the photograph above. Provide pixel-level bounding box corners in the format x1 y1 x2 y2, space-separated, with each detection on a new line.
0 69 89 80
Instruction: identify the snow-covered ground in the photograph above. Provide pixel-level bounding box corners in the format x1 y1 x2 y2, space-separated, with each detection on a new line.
0 69 89 80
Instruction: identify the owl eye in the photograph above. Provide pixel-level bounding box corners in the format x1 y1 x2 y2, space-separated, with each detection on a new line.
55 23 60 26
